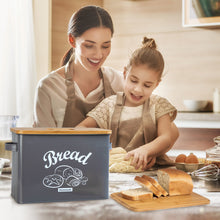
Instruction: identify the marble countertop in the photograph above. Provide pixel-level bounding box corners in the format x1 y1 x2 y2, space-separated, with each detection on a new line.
1 167 220 220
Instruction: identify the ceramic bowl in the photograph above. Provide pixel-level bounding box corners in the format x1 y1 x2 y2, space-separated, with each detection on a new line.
0 158 5 175
175 162 185 171
183 100 208 112
184 163 199 172
175 161 205 172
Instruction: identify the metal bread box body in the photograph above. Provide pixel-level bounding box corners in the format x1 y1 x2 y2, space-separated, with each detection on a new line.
6 128 111 204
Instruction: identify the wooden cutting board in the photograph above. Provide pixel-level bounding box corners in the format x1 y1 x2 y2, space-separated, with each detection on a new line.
111 192 210 212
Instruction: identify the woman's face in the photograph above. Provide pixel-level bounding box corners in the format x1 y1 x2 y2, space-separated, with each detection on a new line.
124 64 160 107
73 27 112 72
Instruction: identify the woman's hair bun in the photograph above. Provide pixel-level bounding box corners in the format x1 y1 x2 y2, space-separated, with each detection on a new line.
142 37 157 49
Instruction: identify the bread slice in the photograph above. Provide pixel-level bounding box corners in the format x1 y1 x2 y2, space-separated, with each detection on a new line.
134 176 162 197
142 175 168 197
157 168 193 196
121 187 153 201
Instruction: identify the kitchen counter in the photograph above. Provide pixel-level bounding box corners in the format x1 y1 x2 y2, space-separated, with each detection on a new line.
177 112 220 121
1 159 220 220
175 112 220 128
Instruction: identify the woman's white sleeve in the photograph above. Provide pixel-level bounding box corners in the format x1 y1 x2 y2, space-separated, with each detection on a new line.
33 85 57 127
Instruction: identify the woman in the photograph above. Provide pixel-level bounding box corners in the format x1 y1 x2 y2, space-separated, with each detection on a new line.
33 5 124 127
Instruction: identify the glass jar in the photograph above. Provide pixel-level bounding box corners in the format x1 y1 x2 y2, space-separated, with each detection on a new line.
0 115 19 160
213 88 220 113
206 136 220 168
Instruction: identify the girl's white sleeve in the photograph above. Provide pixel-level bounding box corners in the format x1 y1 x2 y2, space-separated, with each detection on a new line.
154 96 177 121
87 95 116 129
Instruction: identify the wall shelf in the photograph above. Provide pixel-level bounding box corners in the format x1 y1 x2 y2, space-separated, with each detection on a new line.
182 0 220 27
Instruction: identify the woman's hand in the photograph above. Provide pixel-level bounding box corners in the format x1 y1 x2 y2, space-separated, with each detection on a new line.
124 146 156 170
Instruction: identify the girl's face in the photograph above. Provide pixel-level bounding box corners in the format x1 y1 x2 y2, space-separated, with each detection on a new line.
73 27 112 72
124 64 160 107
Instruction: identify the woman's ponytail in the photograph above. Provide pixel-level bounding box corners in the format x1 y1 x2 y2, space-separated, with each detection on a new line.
60 48 73 66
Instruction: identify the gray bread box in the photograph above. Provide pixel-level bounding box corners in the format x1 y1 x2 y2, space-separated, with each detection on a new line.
5 127 111 204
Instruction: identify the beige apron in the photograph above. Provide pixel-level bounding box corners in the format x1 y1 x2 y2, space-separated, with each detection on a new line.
62 57 115 127
110 92 174 166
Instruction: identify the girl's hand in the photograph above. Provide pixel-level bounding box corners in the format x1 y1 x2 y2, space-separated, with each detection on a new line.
124 146 156 170
145 156 156 170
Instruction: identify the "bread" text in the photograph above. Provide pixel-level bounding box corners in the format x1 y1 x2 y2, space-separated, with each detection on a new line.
43 150 92 168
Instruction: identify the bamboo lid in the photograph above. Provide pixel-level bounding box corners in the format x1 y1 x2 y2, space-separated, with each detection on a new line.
10 127 111 135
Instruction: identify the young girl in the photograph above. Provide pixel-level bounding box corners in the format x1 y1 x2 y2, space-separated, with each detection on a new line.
77 37 179 170
33 6 124 127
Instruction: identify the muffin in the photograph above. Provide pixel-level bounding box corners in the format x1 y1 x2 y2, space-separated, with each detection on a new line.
185 153 199 164
175 154 186 163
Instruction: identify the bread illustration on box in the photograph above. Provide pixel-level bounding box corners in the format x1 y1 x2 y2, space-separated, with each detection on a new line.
55 165 83 179
43 165 88 189
43 174 64 188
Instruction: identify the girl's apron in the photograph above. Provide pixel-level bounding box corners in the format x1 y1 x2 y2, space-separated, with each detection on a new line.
110 92 174 166
62 58 115 127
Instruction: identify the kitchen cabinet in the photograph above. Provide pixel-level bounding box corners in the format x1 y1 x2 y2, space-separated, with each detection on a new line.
182 0 220 27
173 127 219 150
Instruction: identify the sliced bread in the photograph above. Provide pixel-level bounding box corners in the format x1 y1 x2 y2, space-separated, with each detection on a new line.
141 175 168 196
121 187 153 201
134 176 162 197
157 168 193 196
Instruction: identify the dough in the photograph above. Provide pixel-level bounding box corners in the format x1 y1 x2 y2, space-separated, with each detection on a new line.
109 160 143 173
109 147 127 155
109 153 127 166
109 148 142 173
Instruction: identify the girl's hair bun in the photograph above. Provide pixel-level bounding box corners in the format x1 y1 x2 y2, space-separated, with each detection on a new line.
126 35 164 79
142 37 157 50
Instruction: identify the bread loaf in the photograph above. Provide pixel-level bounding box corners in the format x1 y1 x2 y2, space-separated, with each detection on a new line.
134 176 162 197
141 175 168 196
157 168 193 196
121 187 153 201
